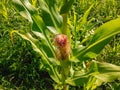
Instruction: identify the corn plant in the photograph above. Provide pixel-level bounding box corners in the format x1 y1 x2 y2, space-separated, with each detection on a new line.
11 0 120 90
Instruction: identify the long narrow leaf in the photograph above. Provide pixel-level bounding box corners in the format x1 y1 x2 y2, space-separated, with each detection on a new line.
75 18 120 61
12 0 33 23
11 30 61 84
66 60 120 87
12 0 62 84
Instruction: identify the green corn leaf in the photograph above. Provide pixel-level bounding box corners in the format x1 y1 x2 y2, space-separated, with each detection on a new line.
32 14 46 32
11 30 61 84
32 31 46 40
74 18 120 61
88 61 120 90
65 73 89 86
18 30 55 59
21 0 37 15
12 0 62 84
48 65 62 84
12 0 45 32
60 0 75 14
12 0 56 56
12 0 33 23
12 0 55 58
32 31 54 57
11 31 46 57
66 60 120 88
39 0 63 33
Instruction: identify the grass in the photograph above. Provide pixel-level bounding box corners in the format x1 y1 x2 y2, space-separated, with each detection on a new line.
0 0 120 89
97 34 120 65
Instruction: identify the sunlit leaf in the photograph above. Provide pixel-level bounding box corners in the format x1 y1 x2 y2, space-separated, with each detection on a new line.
75 18 120 61
12 0 33 22
66 60 120 88
39 0 63 33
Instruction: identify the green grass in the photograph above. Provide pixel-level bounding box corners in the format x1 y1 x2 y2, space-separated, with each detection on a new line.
0 0 120 89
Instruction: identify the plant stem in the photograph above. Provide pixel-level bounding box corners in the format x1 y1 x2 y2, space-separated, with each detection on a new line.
62 13 68 34
63 84 69 90
60 60 70 90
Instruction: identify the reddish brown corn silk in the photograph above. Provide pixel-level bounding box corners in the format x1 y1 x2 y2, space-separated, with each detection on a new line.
54 34 70 60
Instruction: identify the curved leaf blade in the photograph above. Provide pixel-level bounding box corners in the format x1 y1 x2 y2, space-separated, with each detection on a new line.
12 0 33 23
75 18 120 61
66 61 120 88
